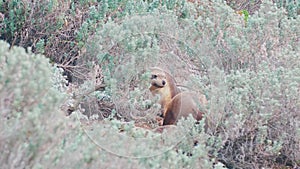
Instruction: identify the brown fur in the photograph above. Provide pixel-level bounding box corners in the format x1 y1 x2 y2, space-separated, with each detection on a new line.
149 67 180 115
149 67 207 125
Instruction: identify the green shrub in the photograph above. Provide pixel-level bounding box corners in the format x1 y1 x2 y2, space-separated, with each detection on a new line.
0 40 104 169
1 0 299 168
0 40 66 168
84 0 299 168
0 0 119 81
0 40 212 168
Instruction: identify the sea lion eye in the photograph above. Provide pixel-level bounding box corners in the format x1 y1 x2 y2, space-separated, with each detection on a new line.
151 74 157 79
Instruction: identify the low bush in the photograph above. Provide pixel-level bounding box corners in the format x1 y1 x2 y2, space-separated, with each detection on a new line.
0 40 66 168
0 0 299 168
84 0 300 168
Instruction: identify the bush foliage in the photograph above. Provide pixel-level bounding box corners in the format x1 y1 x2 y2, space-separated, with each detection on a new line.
0 0 299 168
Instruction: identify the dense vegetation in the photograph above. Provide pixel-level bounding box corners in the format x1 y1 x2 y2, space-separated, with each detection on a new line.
0 0 299 168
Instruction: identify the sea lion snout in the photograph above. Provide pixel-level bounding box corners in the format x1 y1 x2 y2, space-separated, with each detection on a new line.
150 73 166 88
150 80 165 88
